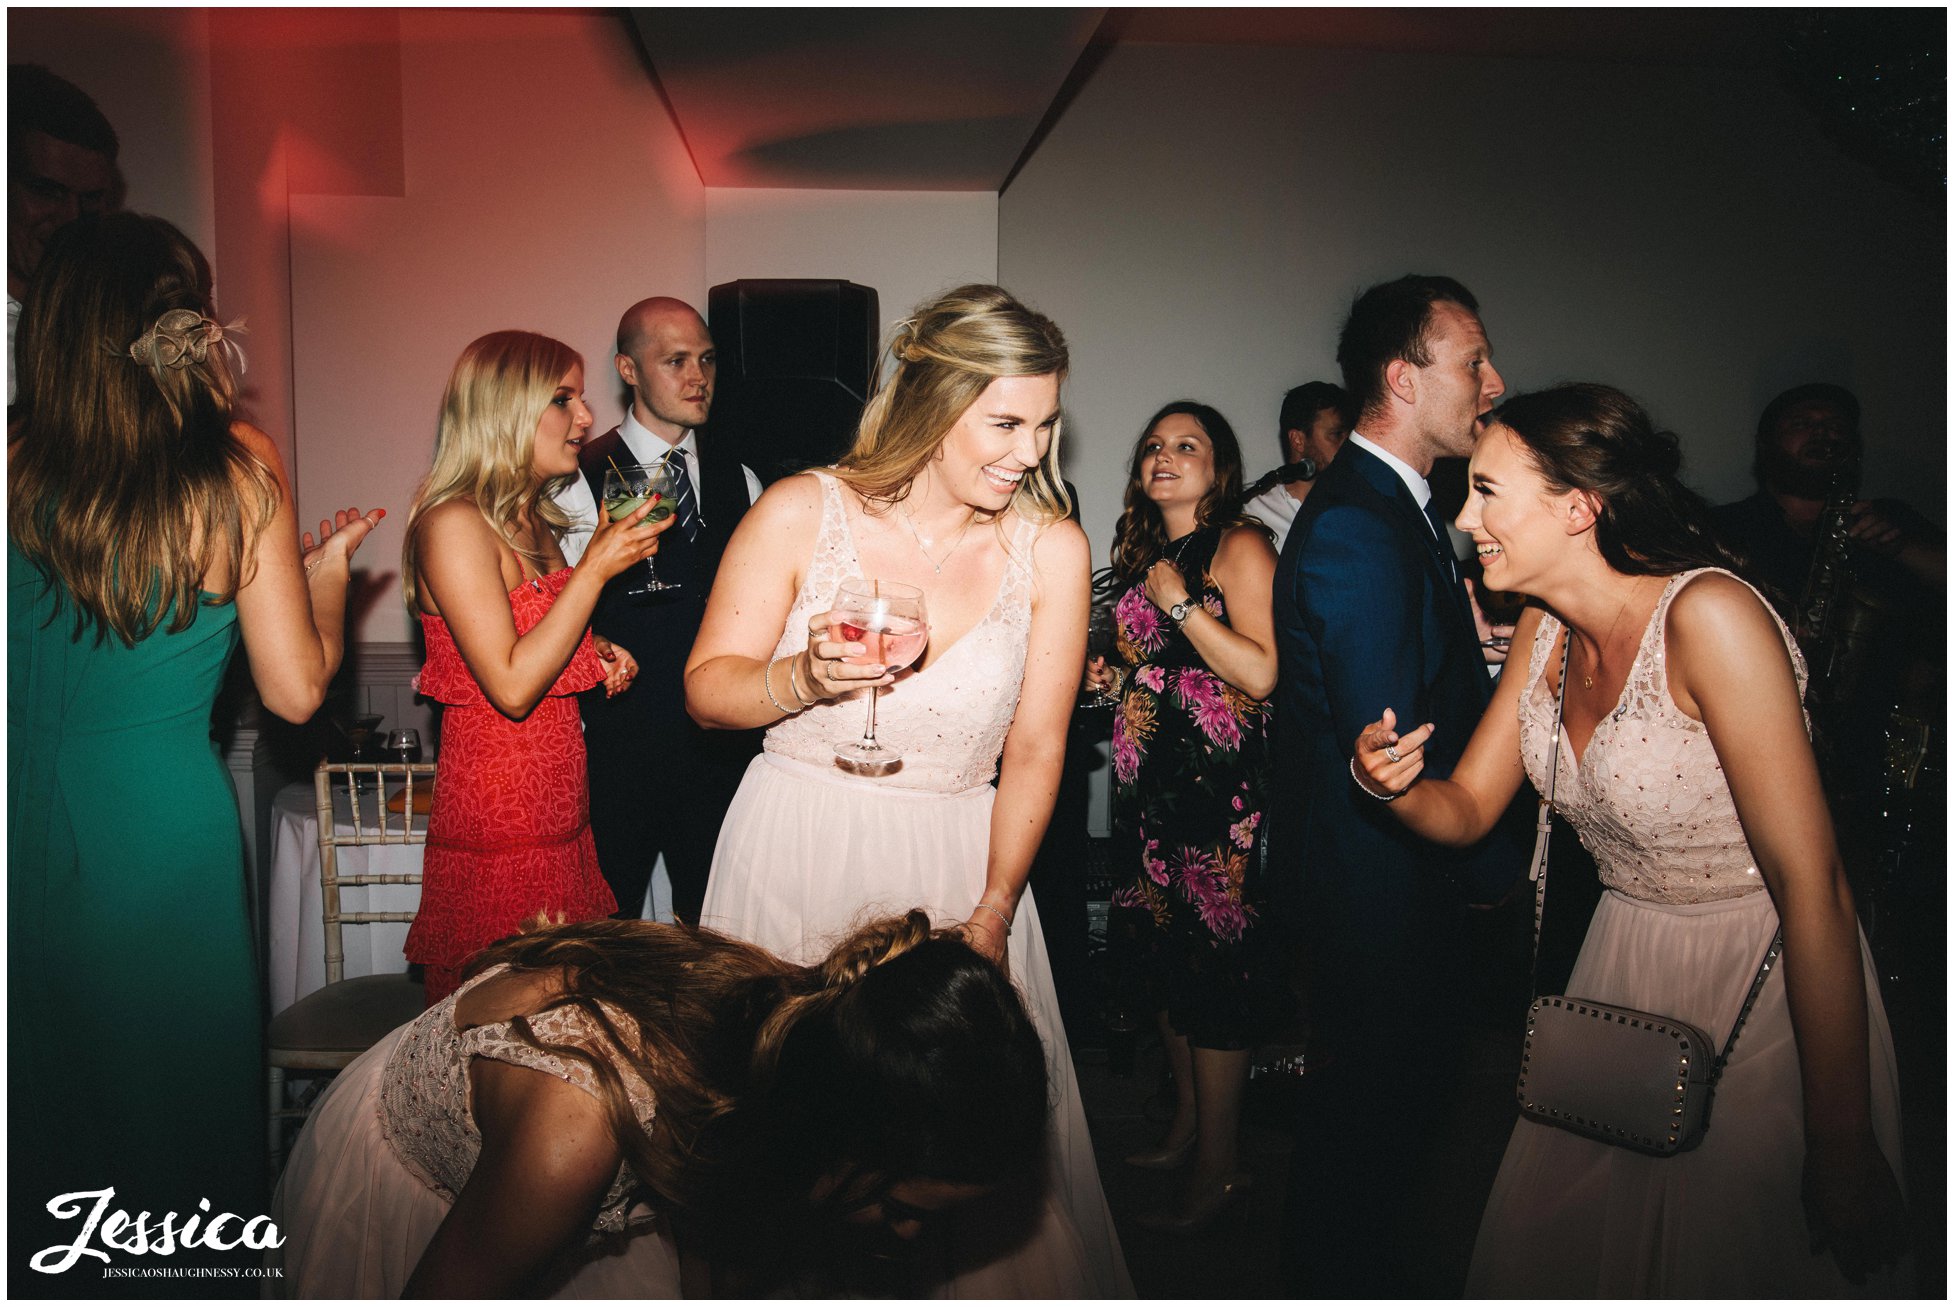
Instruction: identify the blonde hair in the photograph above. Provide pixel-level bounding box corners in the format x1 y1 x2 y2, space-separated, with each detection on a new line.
401 330 582 610
835 284 1071 526
10 214 278 647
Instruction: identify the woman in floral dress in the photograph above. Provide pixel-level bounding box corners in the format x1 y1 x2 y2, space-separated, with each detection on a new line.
1085 400 1287 1232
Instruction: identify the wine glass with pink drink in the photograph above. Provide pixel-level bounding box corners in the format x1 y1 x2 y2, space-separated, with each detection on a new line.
830 578 928 776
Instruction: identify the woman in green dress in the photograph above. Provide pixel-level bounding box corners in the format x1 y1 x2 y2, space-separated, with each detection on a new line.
8 213 382 1289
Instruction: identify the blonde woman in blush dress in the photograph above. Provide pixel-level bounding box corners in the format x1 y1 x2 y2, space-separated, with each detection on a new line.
1352 384 1908 1296
686 285 1131 1296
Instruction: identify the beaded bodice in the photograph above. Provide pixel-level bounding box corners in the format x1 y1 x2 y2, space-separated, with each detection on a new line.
763 472 1039 794
377 965 658 1233
1518 569 1807 906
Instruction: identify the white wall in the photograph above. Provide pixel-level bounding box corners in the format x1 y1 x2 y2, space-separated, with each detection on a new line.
704 187 998 344
8 8 216 255
286 10 707 641
1000 42 1946 572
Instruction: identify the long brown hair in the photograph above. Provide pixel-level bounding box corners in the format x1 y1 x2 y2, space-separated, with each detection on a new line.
835 283 1071 527
1490 384 1745 578
463 910 1048 1275
1110 400 1270 587
10 213 278 646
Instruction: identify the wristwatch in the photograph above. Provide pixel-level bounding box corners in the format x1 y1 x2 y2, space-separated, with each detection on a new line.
1168 599 1193 627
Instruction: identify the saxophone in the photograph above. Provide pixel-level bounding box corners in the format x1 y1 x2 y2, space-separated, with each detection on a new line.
1794 462 1883 712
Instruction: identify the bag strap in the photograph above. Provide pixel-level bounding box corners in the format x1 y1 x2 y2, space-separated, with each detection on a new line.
1524 632 1571 1001
1524 618 1783 1082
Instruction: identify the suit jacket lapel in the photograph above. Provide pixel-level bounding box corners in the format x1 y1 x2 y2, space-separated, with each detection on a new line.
1342 445 1476 632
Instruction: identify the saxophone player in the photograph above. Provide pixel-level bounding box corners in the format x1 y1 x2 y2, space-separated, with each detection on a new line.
1712 384 1943 603
1711 382 1943 986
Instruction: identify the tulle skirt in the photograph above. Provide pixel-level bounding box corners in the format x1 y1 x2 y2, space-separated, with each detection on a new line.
702 752 1134 1298
1468 888 1909 1297
268 1027 681 1297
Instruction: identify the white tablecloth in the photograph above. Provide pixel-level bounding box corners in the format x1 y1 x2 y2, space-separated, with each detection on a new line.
265 779 427 1016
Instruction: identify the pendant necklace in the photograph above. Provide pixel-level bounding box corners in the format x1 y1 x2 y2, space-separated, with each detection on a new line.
1578 589 1636 690
898 503 972 574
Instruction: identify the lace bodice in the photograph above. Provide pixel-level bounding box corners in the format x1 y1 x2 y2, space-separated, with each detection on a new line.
377 965 658 1233
764 471 1039 793
1518 568 1808 906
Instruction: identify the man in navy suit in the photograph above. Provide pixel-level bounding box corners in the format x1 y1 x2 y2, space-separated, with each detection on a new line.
1271 275 1521 1295
553 298 762 923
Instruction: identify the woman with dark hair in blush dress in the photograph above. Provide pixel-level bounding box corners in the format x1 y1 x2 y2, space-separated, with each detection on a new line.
1353 384 1909 1296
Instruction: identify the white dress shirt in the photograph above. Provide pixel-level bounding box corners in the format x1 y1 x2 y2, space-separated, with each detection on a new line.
1243 481 1304 554
1346 430 1466 557
551 411 763 565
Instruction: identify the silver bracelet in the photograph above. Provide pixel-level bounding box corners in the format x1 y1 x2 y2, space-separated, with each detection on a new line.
763 657 796 717
784 653 816 706
974 902 1013 936
1350 755 1408 802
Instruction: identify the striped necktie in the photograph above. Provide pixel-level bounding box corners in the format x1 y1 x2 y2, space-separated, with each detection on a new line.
667 447 700 542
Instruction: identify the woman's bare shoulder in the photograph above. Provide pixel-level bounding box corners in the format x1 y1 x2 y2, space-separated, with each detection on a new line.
1665 570 1782 652
1216 521 1278 564
1027 511 1089 571
744 469 828 529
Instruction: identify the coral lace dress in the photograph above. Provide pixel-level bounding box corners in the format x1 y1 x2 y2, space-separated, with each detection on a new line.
405 569 616 1002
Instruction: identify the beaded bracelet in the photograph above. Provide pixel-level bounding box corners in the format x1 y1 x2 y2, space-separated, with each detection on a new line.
1349 755 1409 802
974 902 1013 936
763 657 797 717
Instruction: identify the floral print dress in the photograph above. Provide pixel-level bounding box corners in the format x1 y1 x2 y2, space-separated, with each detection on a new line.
1108 526 1287 1050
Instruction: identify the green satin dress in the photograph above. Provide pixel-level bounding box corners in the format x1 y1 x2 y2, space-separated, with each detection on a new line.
9 542 263 1289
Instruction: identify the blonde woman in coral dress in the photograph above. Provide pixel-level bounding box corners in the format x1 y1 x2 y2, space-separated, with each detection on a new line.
400 331 667 1003
687 285 1132 1296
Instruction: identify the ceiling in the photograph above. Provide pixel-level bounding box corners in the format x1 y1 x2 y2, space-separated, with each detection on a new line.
628 7 1772 193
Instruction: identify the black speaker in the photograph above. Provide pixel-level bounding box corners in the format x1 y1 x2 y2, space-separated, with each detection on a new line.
707 279 880 486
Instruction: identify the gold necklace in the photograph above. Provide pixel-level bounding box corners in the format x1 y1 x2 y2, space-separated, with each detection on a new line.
1578 588 1637 690
897 503 973 574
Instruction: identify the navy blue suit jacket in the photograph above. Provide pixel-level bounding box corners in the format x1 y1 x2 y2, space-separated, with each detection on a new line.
1269 441 1520 943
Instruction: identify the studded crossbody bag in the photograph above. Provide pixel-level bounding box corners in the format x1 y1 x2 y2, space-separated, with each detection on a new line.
1515 633 1783 1157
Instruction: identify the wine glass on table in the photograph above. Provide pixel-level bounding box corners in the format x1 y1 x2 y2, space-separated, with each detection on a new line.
383 729 422 766
830 578 928 777
601 460 678 597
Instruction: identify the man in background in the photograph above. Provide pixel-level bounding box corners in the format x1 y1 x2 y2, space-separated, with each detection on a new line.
10 64 123 405
1712 383 1944 987
1242 381 1350 554
554 297 763 923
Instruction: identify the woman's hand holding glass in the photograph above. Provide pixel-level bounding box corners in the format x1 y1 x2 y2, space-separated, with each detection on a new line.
1353 707 1434 799
797 609 900 701
579 494 671 584
1082 655 1125 704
